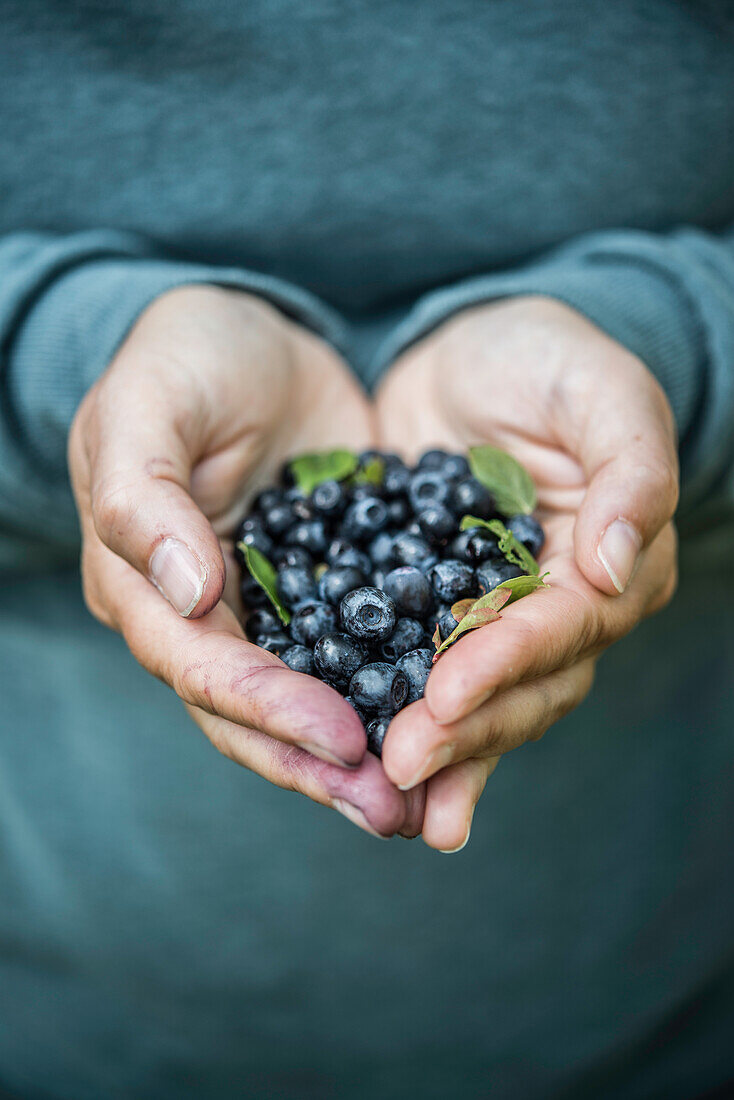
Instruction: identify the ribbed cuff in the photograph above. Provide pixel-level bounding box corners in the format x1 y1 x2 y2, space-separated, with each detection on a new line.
2 230 346 547
372 232 707 443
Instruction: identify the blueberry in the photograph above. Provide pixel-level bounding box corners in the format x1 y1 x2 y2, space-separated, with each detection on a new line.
368 531 396 569
326 538 355 564
274 546 314 571
252 488 283 515
262 501 296 537
451 477 495 520
476 559 524 593
408 469 451 511
239 573 272 610
244 608 280 642
418 448 449 470
312 479 347 517
395 649 434 704
508 514 545 558
372 568 386 590
446 529 474 563
392 532 438 570
314 632 368 689
466 528 500 564
340 587 397 643
344 694 366 722
234 517 275 560
289 601 338 648
318 565 367 607
380 452 404 468
277 565 318 609
358 448 383 467
366 717 390 758
349 662 409 716
326 540 372 575
382 566 434 619
436 608 460 642
386 497 410 528
351 482 386 501
341 496 390 542
428 559 478 603
255 630 291 654
379 618 426 662
285 488 315 520
383 463 411 499
284 519 328 557
280 645 315 674
441 454 471 480
236 514 267 540
417 503 455 547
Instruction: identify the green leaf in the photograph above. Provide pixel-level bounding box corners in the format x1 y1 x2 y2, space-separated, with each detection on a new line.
469 445 537 515
433 586 512 660
289 449 359 495
460 515 540 576
450 598 475 622
352 456 385 487
497 572 550 603
238 543 291 625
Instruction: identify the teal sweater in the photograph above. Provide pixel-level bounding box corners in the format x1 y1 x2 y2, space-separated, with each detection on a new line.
1 3 734 1098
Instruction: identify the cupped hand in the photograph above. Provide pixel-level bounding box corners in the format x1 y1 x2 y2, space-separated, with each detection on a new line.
376 296 679 852
69 285 424 839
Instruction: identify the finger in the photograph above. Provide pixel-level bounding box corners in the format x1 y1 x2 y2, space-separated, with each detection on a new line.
570 365 679 595
89 543 367 767
421 758 499 853
80 376 225 619
398 782 427 839
191 707 408 838
424 525 673 724
384 660 595 790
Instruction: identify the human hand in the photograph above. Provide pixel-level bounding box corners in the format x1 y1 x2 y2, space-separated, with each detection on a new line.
376 297 679 851
69 286 424 839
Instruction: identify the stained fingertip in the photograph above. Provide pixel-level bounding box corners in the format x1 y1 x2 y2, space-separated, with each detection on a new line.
333 799 388 839
398 782 427 838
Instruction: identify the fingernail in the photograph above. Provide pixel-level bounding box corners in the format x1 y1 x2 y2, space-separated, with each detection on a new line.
439 824 471 854
295 741 357 769
150 537 207 616
597 519 642 594
333 799 387 839
397 743 455 791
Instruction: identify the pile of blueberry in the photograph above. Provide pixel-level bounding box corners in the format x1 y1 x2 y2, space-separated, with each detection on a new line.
235 449 544 757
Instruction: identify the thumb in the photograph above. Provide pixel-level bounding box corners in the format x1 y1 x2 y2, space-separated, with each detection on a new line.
81 386 226 619
572 371 679 596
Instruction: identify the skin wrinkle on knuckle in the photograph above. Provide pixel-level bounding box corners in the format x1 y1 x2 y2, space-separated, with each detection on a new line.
92 475 146 543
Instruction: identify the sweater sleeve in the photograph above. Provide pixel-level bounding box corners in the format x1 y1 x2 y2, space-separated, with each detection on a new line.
373 226 734 515
0 230 346 568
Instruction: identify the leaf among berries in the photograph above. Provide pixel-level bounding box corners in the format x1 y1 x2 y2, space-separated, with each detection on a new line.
497 572 550 602
460 515 540 575
433 586 512 660
289 449 359 495
238 543 291 625
468 445 537 515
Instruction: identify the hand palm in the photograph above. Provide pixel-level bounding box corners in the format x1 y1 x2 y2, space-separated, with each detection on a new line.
374 298 677 850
